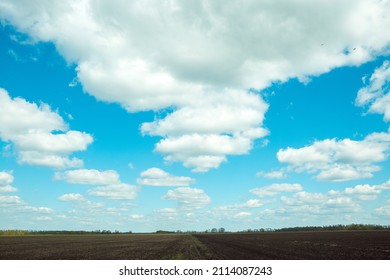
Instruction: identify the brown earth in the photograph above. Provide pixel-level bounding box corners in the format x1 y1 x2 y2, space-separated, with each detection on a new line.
1 231 390 260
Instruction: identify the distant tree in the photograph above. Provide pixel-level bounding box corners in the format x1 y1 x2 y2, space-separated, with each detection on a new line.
211 228 218 233
218 227 225 233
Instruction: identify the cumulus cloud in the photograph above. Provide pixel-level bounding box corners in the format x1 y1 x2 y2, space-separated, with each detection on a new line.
0 89 93 168
162 187 211 210
88 183 138 200
56 168 138 200
376 200 390 216
2 0 390 171
137 167 194 187
0 195 22 204
0 185 18 193
54 169 121 185
129 214 144 219
256 170 287 179
141 89 269 172
330 179 390 201
277 131 390 181
0 171 17 192
251 183 302 197
58 193 86 202
0 171 13 185
280 191 360 215
356 60 390 121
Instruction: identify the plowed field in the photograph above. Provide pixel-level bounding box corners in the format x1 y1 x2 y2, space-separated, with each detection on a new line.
1 231 390 259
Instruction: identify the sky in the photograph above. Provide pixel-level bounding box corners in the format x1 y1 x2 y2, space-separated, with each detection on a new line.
1 0 390 232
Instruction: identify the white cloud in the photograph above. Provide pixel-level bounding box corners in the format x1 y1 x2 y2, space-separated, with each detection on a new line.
58 193 86 202
280 191 360 214
0 170 13 185
0 195 22 204
356 60 390 121
277 131 390 181
88 183 138 200
155 208 178 219
137 167 194 187
129 214 144 219
0 186 18 193
162 187 211 210
142 89 269 172
0 89 93 168
256 170 286 179
56 168 139 200
376 200 390 216
251 183 303 197
344 185 381 201
55 169 121 185
234 212 252 218
330 179 390 201
2 0 390 171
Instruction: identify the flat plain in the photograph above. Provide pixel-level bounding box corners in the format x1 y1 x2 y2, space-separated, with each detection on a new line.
1 231 390 260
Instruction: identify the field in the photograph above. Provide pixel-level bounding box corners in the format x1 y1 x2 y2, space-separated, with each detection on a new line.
1 231 390 260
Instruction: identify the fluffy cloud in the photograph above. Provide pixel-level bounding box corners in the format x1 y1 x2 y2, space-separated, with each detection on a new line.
88 183 138 200
250 183 302 197
330 179 390 201
0 171 13 185
256 170 287 179
376 200 390 216
162 187 211 210
56 168 138 200
54 169 120 185
280 191 360 214
277 131 390 181
2 0 390 171
142 89 269 172
0 89 93 168
129 214 144 220
0 185 18 193
137 167 194 187
234 212 252 219
0 195 22 204
58 193 86 202
0 171 17 193
356 60 390 121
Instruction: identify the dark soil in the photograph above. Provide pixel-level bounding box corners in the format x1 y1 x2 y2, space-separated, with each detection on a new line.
1 231 390 260
193 231 390 259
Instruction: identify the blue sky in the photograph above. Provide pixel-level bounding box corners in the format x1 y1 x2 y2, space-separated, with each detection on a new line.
1 0 390 232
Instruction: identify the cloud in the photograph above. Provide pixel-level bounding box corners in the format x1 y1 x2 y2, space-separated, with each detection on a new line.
234 212 252 219
250 183 303 197
162 187 211 210
330 179 390 201
56 168 138 200
0 170 13 185
88 183 138 200
2 0 390 171
137 167 194 187
54 169 121 185
0 195 22 204
277 131 390 181
0 89 93 168
376 200 390 216
129 214 144 219
256 170 287 179
58 193 86 202
356 60 390 121
142 89 269 172
0 186 18 193
280 191 360 215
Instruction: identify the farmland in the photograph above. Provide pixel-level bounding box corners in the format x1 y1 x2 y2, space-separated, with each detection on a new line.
1 231 390 260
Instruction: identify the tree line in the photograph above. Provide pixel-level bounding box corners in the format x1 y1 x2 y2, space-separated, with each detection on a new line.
1 224 389 235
